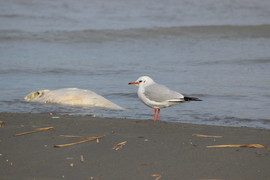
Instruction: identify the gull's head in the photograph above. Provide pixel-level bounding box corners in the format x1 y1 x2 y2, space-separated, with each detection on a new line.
128 76 155 87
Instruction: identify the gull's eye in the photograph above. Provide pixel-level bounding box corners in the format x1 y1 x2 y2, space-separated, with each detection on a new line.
139 80 142 83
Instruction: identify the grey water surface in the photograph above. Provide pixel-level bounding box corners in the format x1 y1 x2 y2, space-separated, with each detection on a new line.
1 0 270 129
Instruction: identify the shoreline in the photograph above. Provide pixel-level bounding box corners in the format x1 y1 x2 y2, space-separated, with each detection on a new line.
1 112 270 180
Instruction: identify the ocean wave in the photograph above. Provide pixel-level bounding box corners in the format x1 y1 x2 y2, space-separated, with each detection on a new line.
1 25 270 43
0 67 126 76
202 116 270 129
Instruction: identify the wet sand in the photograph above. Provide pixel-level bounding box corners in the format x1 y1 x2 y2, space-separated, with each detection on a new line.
0 112 269 180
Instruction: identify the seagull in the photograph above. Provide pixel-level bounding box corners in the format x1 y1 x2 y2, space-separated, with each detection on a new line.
128 76 202 121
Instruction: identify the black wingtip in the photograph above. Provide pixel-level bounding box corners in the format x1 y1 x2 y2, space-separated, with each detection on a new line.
184 96 202 101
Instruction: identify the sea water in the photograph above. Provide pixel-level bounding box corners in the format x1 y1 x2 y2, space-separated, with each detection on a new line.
1 0 270 129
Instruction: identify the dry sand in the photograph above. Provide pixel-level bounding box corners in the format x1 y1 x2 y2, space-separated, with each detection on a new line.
0 112 269 180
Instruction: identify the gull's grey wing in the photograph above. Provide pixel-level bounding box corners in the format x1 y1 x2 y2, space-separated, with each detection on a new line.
143 83 184 102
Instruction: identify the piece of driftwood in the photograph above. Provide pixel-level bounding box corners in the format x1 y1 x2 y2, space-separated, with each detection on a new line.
207 144 270 150
54 135 106 148
150 174 162 180
0 121 5 127
112 141 127 150
193 134 223 138
14 127 54 136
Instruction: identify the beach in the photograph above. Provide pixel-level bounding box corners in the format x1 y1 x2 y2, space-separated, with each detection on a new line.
0 112 269 180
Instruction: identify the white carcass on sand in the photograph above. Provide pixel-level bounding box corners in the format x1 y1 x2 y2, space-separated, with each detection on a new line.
24 88 123 109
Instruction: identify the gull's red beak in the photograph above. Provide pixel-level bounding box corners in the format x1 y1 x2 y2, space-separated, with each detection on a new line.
128 82 138 85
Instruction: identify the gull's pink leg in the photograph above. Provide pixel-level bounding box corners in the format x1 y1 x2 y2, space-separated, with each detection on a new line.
153 108 157 121
153 108 160 121
156 109 160 121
